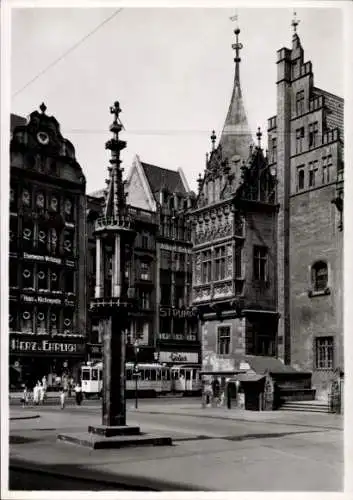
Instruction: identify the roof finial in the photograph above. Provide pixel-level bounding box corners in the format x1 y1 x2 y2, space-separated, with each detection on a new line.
230 10 243 82
291 11 300 35
39 102 47 114
256 127 262 149
210 130 216 151
197 173 203 192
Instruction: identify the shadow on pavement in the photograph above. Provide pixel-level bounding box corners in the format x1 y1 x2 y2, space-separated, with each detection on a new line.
9 459 206 491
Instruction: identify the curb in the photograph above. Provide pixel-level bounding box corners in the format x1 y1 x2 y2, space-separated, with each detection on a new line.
10 415 41 421
9 459 204 491
132 408 343 431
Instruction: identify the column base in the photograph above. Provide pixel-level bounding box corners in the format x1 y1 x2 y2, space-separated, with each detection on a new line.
57 424 172 449
88 425 140 437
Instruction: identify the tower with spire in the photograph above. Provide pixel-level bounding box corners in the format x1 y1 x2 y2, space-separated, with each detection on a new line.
190 14 278 379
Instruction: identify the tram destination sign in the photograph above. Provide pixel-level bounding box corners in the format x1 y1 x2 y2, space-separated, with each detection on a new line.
10 338 85 354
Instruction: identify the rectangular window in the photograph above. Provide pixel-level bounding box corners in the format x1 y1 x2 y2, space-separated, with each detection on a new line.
217 326 231 355
315 337 334 369
309 122 319 149
140 262 150 281
296 90 305 116
296 127 305 154
214 246 226 281
297 166 305 191
201 250 212 284
253 246 268 281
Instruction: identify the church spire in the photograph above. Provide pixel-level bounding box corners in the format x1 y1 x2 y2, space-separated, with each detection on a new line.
219 14 253 164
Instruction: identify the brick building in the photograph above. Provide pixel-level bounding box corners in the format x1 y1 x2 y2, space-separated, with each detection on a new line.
267 27 344 397
9 105 87 388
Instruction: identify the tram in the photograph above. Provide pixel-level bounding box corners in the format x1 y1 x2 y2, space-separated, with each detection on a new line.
171 364 202 395
80 361 201 398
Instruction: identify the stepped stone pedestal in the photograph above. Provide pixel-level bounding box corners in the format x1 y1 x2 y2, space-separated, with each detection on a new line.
57 425 172 450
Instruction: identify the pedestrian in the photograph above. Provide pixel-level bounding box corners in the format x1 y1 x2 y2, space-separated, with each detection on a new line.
33 381 40 405
59 388 66 410
22 385 29 408
74 382 82 406
39 383 45 405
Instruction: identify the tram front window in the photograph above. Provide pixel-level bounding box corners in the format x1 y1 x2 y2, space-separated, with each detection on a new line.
91 369 98 381
82 370 90 381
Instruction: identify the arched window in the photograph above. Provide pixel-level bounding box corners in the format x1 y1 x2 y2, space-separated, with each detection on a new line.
311 261 328 291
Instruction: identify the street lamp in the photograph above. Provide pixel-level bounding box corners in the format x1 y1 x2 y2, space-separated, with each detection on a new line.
133 339 140 409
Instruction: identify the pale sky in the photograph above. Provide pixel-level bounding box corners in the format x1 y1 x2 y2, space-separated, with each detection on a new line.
11 6 343 194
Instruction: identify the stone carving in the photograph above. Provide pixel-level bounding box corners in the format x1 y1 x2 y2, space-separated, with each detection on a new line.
213 282 233 299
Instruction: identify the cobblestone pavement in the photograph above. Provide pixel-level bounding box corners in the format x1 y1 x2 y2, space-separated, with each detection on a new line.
6 400 344 492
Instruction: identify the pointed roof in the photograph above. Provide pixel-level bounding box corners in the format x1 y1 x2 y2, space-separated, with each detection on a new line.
141 161 187 198
218 24 253 162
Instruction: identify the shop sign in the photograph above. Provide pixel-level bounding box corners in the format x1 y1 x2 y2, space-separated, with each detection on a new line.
65 259 75 267
160 243 188 254
87 343 103 356
22 295 62 305
10 338 84 354
159 351 199 364
23 253 62 265
160 306 197 319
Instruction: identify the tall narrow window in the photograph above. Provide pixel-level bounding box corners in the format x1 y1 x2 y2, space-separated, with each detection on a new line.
311 261 328 291
309 161 318 187
140 262 150 281
297 167 305 191
309 122 319 148
214 246 226 281
296 127 305 154
201 250 212 284
315 337 334 369
253 246 268 281
217 326 231 355
296 90 305 116
271 137 277 163
140 291 150 309
234 244 242 278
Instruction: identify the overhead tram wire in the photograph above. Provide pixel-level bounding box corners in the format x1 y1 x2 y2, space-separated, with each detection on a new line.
12 8 123 98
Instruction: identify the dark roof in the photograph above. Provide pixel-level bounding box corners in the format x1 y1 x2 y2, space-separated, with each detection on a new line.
243 356 298 374
141 162 186 197
313 87 344 140
10 113 26 132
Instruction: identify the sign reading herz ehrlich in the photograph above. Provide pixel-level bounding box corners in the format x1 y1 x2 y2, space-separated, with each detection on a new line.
10 339 84 354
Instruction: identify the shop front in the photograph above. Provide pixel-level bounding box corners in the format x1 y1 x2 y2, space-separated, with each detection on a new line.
9 335 85 389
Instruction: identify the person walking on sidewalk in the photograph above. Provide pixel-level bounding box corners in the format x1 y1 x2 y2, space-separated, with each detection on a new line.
74 382 82 406
59 388 66 410
22 385 29 408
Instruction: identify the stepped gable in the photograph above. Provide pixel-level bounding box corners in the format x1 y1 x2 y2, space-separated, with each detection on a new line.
312 87 344 140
